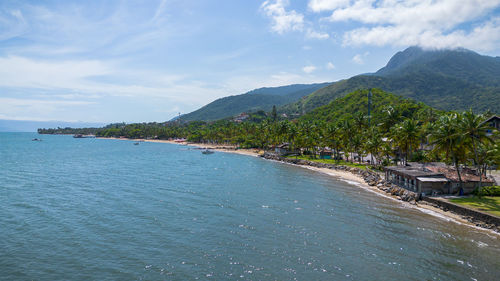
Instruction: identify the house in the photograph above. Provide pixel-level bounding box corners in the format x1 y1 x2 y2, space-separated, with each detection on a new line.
319 149 333 159
424 165 495 194
482 115 500 135
385 163 495 196
274 143 299 156
233 112 249 123
385 165 449 196
274 143 290 155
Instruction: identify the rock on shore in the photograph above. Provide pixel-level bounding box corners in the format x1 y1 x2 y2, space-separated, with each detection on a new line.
261 152 418 203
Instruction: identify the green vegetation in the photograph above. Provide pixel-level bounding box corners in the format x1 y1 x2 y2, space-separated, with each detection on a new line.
285 155 368 169
39 88 499 192
179 83 330 121
474 186 500 197
449 196 500 217
300 89 433 125
281 47 500 116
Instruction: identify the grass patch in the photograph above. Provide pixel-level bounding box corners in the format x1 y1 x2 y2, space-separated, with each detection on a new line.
449 196 500 217
285 155 368 170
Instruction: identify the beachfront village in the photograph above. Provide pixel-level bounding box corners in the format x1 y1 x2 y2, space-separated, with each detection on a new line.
39 89 500 230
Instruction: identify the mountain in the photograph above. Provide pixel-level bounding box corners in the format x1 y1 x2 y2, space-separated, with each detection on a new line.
179 82 331 121
282 47 500 115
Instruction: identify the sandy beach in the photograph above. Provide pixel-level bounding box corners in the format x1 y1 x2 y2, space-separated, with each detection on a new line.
98 136 498 235
99 137 263 157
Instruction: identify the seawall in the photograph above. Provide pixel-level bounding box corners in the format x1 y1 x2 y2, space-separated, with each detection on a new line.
261 152 500 233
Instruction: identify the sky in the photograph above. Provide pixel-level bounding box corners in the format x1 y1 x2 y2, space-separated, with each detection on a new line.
1 0 499 124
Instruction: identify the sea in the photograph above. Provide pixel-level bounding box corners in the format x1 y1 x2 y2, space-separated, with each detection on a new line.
1 132 499 280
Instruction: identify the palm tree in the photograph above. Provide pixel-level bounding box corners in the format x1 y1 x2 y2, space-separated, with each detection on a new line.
399 119 420 165
381 105 401 134
325 123 342 163
339 119 354 162
365 127 383 165
353 112 366 132
430 114 466 191
460 109 493 189
351 134 365 163
286 121 298 156
476 141 500 187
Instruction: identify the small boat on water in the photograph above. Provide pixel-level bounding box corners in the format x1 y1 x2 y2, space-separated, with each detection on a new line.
202 149 214 154
134 142 140 145
32 138 42 141
73 134 96 138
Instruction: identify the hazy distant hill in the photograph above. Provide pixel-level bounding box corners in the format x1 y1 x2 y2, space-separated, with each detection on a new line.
0 120 106 132
282 47 500 115
179 83 331 121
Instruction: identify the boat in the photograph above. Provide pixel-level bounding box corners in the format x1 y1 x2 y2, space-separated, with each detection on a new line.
73 134 95 138
32 138 42 141
202 149 214 154
134 142 140 145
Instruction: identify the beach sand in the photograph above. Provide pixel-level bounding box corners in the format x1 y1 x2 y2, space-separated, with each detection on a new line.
100 137 263 157
98 137 498 235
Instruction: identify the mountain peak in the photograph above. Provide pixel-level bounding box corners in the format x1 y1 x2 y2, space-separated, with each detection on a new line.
376 46 487 77
377 46 425 74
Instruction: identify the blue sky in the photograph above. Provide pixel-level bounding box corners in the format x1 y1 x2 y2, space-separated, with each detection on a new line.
1 0 499 123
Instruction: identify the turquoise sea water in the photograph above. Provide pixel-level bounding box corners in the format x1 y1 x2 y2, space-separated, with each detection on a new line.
1 132 499 280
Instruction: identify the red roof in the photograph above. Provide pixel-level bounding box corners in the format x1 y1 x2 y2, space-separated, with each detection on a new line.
425 166 494 182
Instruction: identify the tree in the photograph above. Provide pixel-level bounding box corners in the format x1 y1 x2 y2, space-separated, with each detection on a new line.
430 114 466 191
271 105 277 122
399 119 420 165
365 127 383 165
380 105 401 135
460 109 494 189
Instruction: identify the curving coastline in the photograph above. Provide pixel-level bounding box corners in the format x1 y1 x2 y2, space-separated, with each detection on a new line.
97 136 500 235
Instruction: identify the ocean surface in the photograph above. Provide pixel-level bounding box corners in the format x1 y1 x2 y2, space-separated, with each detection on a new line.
1 132 499 280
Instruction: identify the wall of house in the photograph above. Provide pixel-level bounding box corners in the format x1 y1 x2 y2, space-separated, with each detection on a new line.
449 181 493 195
418 181 449 195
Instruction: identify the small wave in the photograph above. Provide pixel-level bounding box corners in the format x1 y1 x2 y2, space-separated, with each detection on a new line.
416 207 453 222
264 156 500 237
472 240 488 248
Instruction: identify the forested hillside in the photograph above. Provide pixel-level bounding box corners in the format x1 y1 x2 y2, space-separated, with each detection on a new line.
281 47 500 115
179 82 331 121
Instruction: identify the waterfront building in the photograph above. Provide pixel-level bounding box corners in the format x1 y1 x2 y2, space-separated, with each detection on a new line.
385 163 495 196
482 115 500 135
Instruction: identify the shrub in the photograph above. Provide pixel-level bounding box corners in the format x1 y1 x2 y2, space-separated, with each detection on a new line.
475 186 500 196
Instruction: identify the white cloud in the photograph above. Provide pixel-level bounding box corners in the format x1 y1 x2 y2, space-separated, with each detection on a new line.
0 56 110 90
352 54 363 64
310 0 500 51
261 1 331 42
302 65 317 73
326 62 335 69
308 0 351 12
0 97 97 122
306 28 329 39
223 71 332 95
261 0 304 34
0 56 227 107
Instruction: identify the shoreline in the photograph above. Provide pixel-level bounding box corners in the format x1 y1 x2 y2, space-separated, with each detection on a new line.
99 137 263 157
276 160 498 235
98 136 499 235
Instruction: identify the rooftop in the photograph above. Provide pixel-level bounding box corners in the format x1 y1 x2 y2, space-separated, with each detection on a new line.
385 166 444 178
416 177 449 182
386 164 495 183
426 166 495 183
